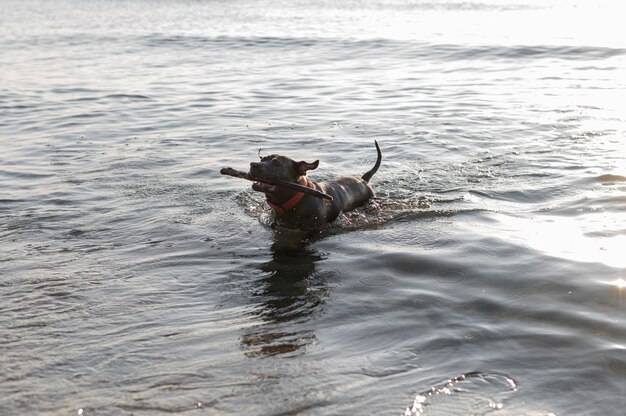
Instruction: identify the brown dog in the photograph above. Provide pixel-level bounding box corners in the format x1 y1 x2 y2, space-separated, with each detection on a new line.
250 141 382 230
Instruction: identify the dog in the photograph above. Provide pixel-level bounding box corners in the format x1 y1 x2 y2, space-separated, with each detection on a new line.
250 141 382 230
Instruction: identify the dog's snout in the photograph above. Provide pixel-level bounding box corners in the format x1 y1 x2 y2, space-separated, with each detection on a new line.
250 161 261 175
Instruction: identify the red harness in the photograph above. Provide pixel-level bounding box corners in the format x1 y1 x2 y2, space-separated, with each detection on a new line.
267 177 309 216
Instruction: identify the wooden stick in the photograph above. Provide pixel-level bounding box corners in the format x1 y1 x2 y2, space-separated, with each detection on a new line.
220 167 333 201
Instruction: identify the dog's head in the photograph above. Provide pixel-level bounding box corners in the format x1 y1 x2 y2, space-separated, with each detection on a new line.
249 154 318 195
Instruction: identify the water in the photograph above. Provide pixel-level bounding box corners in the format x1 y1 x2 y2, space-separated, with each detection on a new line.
1 0 625 414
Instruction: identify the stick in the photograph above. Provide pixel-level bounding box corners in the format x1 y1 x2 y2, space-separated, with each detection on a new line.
220 167 333 201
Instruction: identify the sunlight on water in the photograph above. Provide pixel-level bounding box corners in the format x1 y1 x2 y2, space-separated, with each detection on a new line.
365 0 625 47
611 278 626 289
602 279 626 305
487 214 626 269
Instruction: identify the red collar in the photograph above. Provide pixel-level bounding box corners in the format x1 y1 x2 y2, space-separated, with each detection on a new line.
267 177 309 216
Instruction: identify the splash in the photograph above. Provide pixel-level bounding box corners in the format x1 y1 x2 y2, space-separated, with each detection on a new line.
403 372 518 416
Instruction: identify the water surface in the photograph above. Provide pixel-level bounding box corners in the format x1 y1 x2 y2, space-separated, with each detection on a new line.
1 1 625 415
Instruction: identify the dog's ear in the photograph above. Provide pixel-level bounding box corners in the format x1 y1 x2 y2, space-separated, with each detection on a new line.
295 160 319 176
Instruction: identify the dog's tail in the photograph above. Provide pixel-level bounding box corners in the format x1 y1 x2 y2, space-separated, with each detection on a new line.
361 140 382 183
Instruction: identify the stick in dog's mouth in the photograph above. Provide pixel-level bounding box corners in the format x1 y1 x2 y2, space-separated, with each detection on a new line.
220 167 333 201
252 181 276 193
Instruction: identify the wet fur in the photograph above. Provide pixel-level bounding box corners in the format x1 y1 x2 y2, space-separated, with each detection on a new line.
249 141 382 230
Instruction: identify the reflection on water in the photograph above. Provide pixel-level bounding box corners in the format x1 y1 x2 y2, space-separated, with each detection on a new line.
241 231 329 358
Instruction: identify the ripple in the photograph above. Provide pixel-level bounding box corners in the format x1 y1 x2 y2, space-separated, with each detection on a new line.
403 372 518 416
358 273 394 287
593 174 626 183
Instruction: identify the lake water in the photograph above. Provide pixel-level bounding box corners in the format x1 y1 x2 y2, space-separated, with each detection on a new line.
1 0 625 414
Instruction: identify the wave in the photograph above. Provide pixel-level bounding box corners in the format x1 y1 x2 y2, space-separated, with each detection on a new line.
141 34 626 61
592 174 626 183
10 30 624 64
